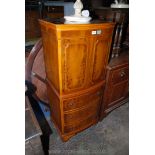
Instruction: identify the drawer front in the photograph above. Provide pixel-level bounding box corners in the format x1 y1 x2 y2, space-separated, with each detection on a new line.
63 89 103 111
108 80 129 107
112 66 129 84
64 115 98 133
64 102 100 125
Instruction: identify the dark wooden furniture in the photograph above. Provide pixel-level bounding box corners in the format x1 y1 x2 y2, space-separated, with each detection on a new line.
25 95 44 155
94 7 129 58
25 39 49 105
43 5 64 19
25 81 53 154
25 40 53 153
25 0 42 41
39 19 115 141
100 49 129 120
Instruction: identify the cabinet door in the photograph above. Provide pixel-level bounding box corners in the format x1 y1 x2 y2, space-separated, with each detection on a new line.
105 80 129 109
90 36 111 85
61 38 90 93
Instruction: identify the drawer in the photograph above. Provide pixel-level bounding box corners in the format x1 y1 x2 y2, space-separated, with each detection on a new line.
64 115 98 133
112 66 129 84
63 89 103 112
64 102 100 125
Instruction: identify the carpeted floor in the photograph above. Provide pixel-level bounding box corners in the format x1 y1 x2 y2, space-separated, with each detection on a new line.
48 102 129 155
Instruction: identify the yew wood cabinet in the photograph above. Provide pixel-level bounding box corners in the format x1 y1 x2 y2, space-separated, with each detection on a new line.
39 19 115 141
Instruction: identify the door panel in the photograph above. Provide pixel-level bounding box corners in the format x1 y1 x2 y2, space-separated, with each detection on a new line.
61 39 89 93
91 38 111 84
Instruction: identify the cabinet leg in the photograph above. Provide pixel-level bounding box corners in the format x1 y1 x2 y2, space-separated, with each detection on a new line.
60 133 75 142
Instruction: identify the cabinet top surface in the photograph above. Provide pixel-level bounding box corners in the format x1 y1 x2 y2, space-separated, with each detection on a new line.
39 18 115 30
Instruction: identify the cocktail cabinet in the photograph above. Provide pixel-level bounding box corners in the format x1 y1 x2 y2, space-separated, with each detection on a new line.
39 19 115 141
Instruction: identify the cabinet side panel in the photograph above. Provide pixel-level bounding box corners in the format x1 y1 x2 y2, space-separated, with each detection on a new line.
40 24 60 92
47 85 62 131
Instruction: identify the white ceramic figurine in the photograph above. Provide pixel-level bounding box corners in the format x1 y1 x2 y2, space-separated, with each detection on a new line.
74 0 83 16
115 0 119 4
64 0 91 23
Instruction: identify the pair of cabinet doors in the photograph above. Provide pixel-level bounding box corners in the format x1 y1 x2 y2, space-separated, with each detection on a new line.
60 29 113 94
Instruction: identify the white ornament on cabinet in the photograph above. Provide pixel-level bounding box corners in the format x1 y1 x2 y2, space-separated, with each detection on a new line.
64 0 91 23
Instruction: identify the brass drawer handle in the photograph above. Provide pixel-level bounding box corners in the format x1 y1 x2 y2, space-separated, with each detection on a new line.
96 91 101 96
120 71 126 77
68 101 74 107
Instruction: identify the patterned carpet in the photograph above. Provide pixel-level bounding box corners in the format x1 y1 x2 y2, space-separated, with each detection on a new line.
48 103 129 155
